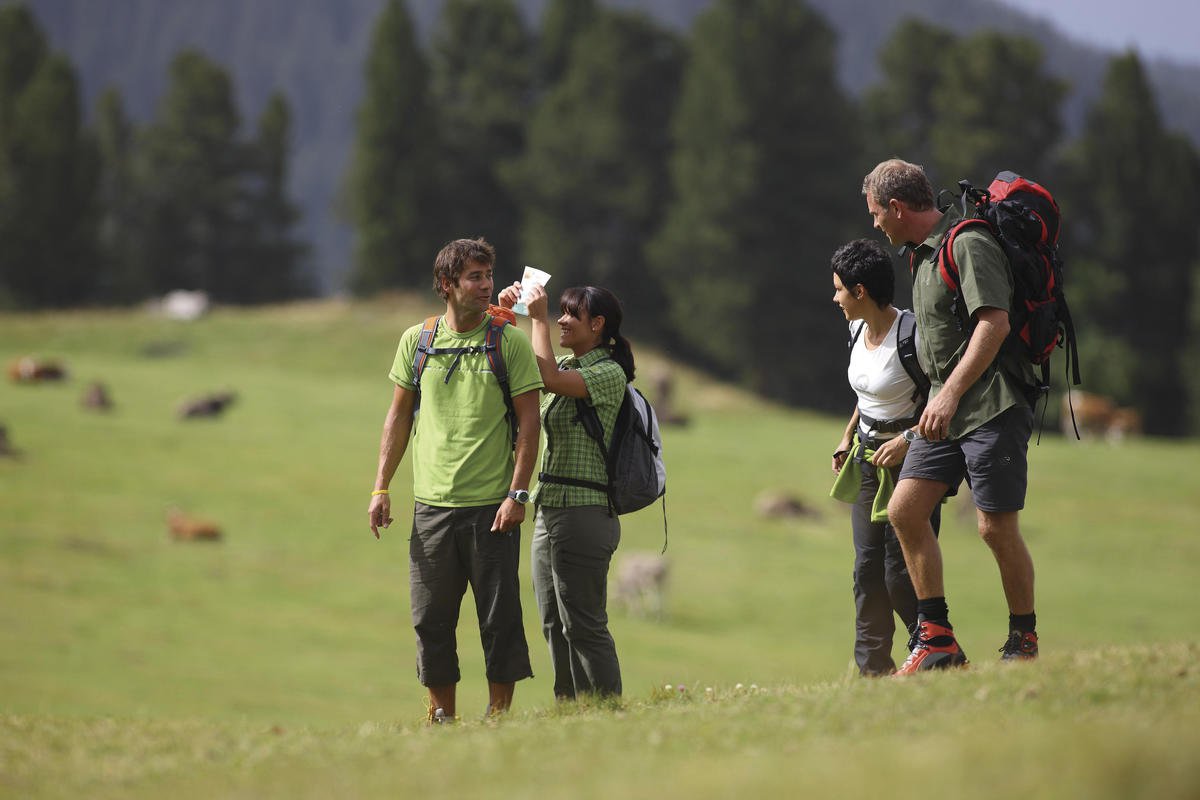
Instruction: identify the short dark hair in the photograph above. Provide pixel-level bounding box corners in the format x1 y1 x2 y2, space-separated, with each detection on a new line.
432 238 495 299
831 239 895 308
862 158 934 211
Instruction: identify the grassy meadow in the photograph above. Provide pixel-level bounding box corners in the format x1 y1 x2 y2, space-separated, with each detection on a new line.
2 299 1199 798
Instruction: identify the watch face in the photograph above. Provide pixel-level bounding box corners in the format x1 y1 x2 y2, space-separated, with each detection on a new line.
510 490 529 503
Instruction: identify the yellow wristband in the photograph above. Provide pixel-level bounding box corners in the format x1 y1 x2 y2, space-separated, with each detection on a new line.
371 489 389 496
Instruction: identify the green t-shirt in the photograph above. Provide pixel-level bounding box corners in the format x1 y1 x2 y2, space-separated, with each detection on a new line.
531 347 627 508
389 315 543 507
910 210 1037 439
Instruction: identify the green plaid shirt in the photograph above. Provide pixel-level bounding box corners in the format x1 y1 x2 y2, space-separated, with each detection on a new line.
531 347 627 508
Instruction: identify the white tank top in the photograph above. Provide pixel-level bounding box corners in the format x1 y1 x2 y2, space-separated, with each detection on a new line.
848 309 921 438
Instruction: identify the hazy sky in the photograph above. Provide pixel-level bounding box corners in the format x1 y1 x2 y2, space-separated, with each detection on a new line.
997 0 1199 65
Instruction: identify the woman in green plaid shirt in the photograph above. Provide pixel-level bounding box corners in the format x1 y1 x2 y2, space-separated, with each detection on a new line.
498 282 634 699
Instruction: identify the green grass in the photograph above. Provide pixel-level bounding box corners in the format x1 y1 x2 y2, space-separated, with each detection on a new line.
2 300 1199 798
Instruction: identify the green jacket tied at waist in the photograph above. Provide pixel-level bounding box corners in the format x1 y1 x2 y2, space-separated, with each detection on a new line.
829 431 895 524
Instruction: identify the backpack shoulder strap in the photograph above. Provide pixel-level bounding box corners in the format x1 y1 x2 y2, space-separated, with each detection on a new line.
412 315 441 391
934 218 993 332
484 315 518 447
570 355 619 457
848 320 865 351
895 309 931 404
935 217 991 293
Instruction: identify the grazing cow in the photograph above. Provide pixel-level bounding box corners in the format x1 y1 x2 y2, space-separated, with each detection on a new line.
612 552 669 619
754 490 820 520
650 368 690 427
177 391 236 420
1063 391 1142 443
81 381 113 411
7 357 67 383
166 508 222 542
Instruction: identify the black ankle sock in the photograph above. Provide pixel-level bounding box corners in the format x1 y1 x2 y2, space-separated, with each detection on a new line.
917 597 950 626
1009 612 1037 633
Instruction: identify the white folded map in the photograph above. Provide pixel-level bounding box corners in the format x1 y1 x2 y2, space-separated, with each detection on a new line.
512 266 552 316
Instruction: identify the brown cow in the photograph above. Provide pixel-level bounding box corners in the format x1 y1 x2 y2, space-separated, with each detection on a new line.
7 357 67 383
81 382 113 411
1062 391 1142 443
166 508 223 542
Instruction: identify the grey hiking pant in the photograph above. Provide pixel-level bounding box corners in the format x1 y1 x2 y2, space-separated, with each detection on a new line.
531 505 622 698
851 456 941 676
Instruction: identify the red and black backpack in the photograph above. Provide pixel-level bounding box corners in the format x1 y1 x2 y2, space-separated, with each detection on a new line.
918 171 1081 414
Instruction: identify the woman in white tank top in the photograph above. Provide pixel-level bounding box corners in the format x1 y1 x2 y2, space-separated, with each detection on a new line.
829 239 940 676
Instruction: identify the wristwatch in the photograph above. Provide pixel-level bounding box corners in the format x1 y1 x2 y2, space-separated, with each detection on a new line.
507 489 530 504
902 429 922 443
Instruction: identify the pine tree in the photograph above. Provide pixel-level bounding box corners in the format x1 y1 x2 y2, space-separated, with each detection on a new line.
536 0 596 88
861 17 956 182
0 12 98 309
510 8 682 323
93 87 141 302
133 50 245 299
430 0 531 273
863 23 1065 189
648 0 862 406
930 30 1066 184
1065 53 1200 435
0 4 48 142
345 0 441 295
242 92 309 301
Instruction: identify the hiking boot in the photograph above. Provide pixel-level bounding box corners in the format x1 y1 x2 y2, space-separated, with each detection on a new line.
894 620 969 676
999 630 1039 661
427 707 455 725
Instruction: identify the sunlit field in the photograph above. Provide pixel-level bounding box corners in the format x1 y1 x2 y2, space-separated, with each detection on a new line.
2 300 1198 798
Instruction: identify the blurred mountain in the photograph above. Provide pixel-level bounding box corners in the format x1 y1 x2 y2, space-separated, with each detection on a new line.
22 0 1200 292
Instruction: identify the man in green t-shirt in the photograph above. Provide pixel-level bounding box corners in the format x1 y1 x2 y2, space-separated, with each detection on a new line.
367 238 543 721
861 159 1040 675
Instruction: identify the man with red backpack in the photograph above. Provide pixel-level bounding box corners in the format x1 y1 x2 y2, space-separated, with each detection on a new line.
367 238 543 719
861 159 1041 674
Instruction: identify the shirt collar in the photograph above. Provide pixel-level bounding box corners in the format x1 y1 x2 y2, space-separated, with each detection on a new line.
564 346 610 369
912 208 961 259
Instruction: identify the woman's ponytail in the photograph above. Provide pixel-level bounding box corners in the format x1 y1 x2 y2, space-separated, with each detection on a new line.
610 333 636 383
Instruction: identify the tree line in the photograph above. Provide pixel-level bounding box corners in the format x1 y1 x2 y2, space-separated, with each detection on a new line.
3 0 1199 433
0 4 308 308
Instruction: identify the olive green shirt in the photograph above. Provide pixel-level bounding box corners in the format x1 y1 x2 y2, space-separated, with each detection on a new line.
910 209 1037 439
531 347 627 508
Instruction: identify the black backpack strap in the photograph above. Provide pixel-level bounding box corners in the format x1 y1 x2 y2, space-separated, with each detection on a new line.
847 319 865 351
538 393 615 513
411 315 441 411
537 472 608 494
411 314 518 448
895 309 931 404
539 393 610 500
483 315 518 448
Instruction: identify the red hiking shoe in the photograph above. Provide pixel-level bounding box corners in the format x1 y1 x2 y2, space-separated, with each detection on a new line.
999 630 1039 661
894 620 969 676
